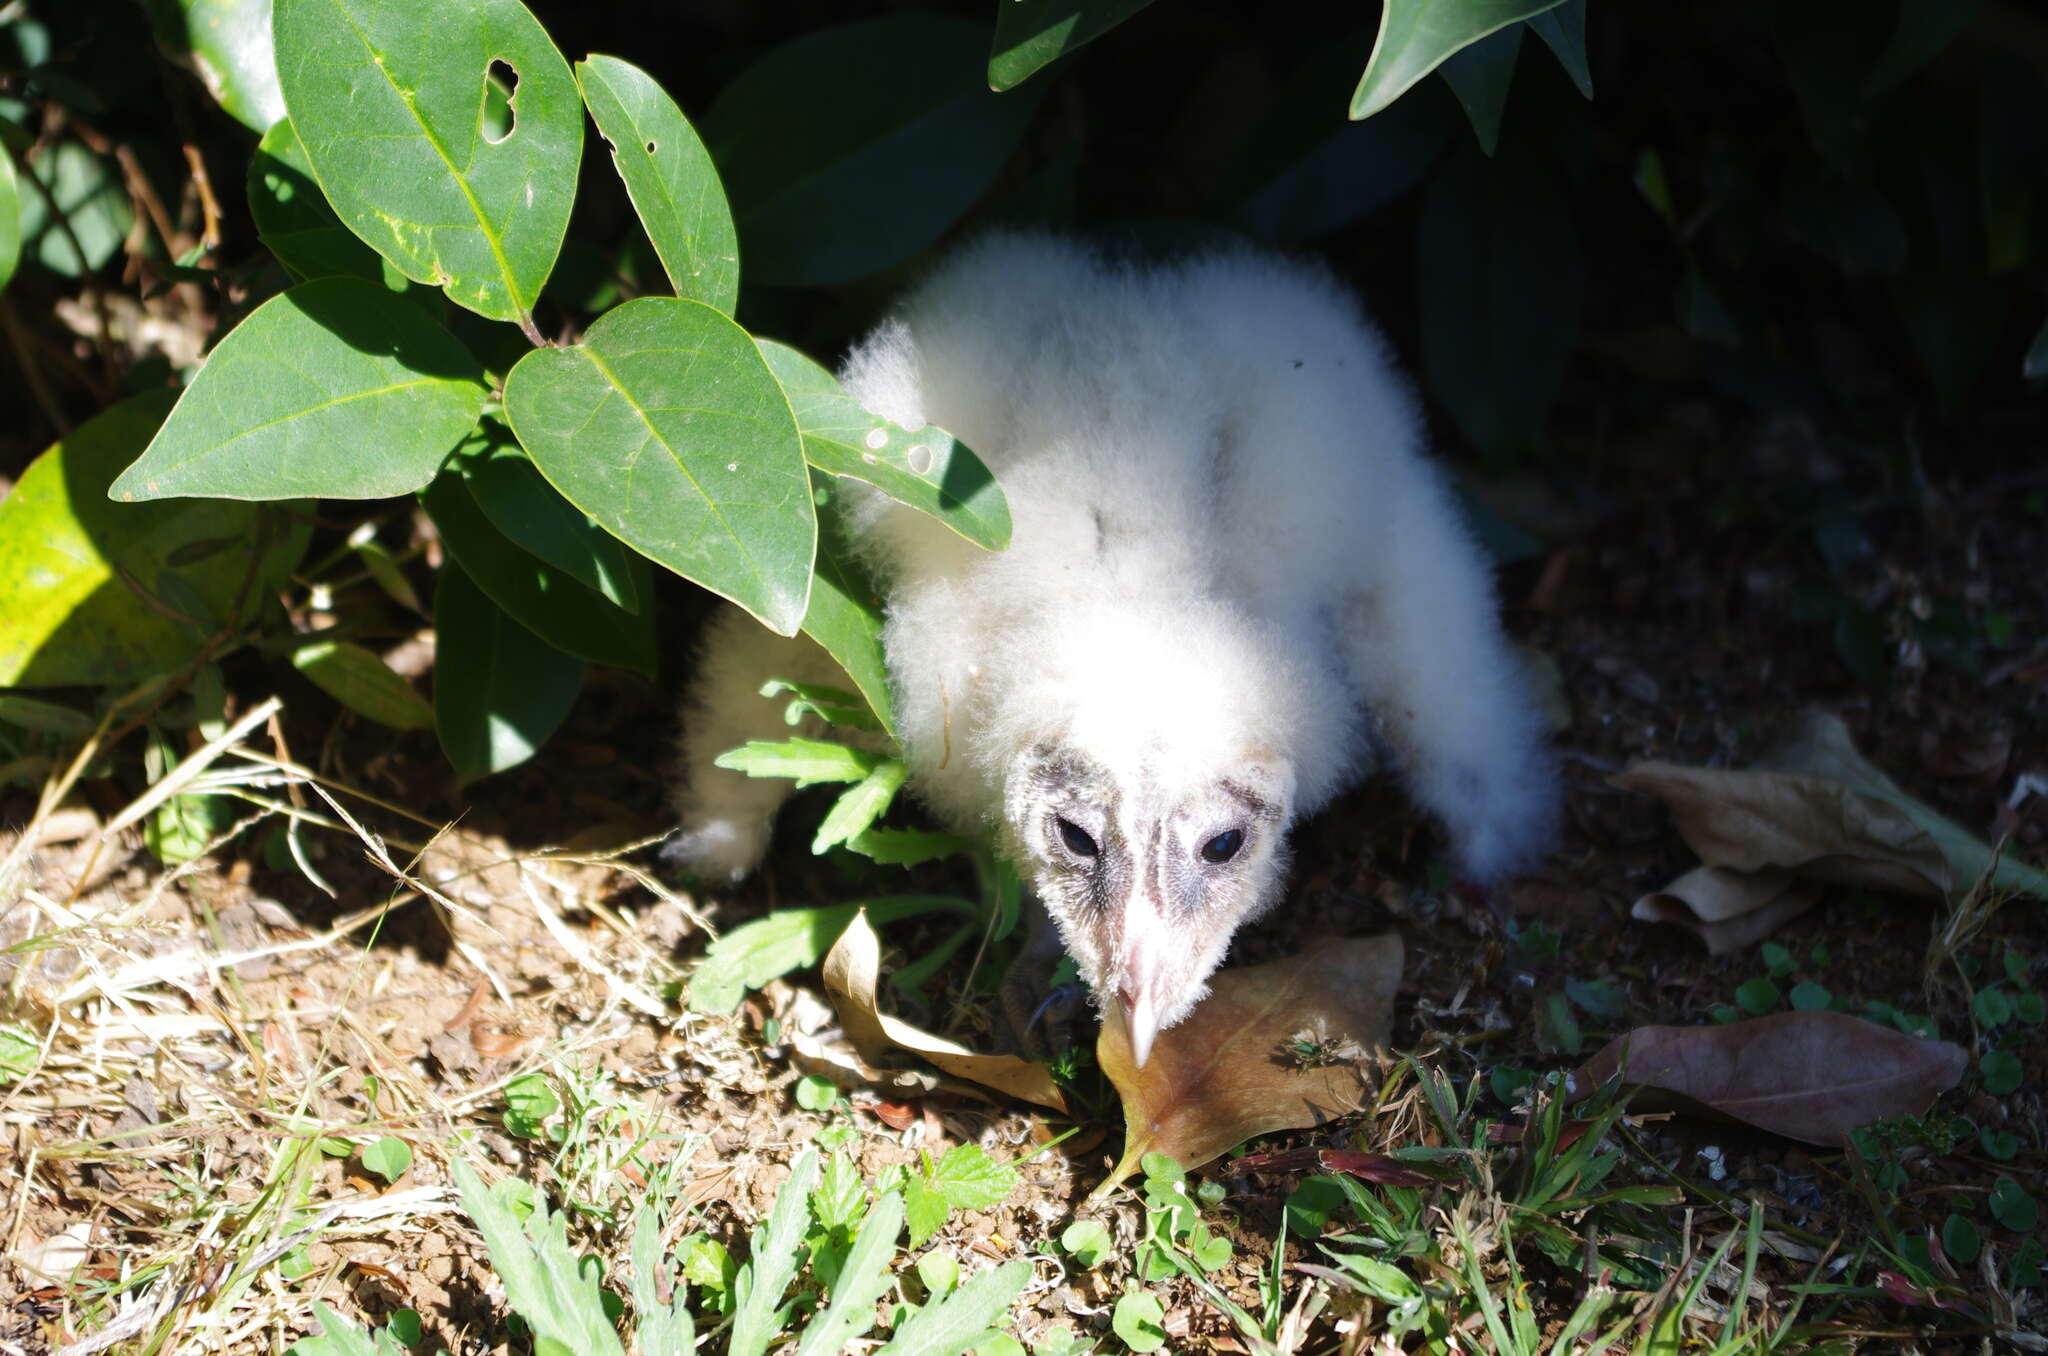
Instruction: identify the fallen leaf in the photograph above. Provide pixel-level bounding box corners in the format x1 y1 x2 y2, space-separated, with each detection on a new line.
822 911 1067 1113
1918 726 2011 783
1229 1146 1445 1187
1093 934 1403 1195
1630 868 1817 955
1613 712 2048 950
1571 1010 1968 1146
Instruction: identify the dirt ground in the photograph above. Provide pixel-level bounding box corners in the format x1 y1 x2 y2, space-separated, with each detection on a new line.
3 360 2046 1353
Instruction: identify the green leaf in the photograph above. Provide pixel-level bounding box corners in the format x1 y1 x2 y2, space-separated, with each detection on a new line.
844 827 976 868
988 0 1156 91
684 896 971 1014
1990 1178 2038 1233
456 441 640 612
813 1154 867 1231
359 1136 413 1183
1972 987 2014 1027
702 17 1045 286
1980 1048 2022 1096
874 1260 1031 1356
793 1191 904 1356
1735 978 1781 1015
1351 0 1566 121
1415 143 1581 461
0 140 20 293
630 1201 697 1356
2026 313 2048 382
904 1174 950 1250
502 297 813 635
924 1145 1018 1213
272 0 582 323
1789 981 1833 1012
1942 1214 1981 1265
448 1159 627 1356
110 278 485 502
17 140 134 276
795 1075 840 1113
758 340 1010 550
1059 1221 1112 1268
0 696 94 737
291 640 434 730
144 0 287 133
0 392 308 688
761 679 880 732
0 1024 41 1085
730 1148 820 1356
576 55 738 316
814 758 910 854
288 1302 409 1356
715 737 881 788
419 454 655 675
248 118 399 285
1436 23 1520 156
1525 0 1592 98
502 1072 559 1136
803 499 897 734
1111 1292 1167 1353
432 564 585 783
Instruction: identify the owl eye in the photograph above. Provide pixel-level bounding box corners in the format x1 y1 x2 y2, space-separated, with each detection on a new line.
1201 829 1245 863
1055 816 1099 858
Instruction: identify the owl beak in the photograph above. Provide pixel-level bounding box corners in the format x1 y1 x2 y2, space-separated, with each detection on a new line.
1116 907 1171 1069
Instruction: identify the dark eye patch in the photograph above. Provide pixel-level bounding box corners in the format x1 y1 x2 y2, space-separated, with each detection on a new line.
1201 829 1244 863
1056 815 1100 858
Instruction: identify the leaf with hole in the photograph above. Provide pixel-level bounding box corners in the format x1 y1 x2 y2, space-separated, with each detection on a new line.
272 0 582 323
988 0 1156 90
291 640 434 731
759 340 1009 550
502 297 813 635
1351 0 1566 121
432 564 585 783
419 453 655 675
703 17 1046 286
143 0 286 133
110 278 485 502
0 392 308 687
576 55 737 315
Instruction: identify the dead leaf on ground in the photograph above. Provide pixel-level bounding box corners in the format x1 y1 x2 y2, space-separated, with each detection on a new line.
1614 711 2048 948
1092 934 1403 1197
1570 1010 1967 1146
822 911 1067 1113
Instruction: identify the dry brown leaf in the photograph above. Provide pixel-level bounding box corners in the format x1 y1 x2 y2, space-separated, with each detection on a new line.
822 911 1067 1112
1572 1010 1968 1146
1093 934 1403 1193
1630 867 1817 955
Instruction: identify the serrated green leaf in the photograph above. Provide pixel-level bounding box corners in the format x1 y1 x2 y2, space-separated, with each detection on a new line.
874 1260 1031 1356
759 340 1009 550
1525 0 1591 98
576 55 737 316
272 0 582 323
17 141 133 276
794 1191 903 1356
291 640 434 730
248 117 401 285
812 1154 867 1232
0 140 20 293
702 17 1045 286
502 297 813 635
0 392 308 687
729 1148 820 1356
419 453 655 675
684 896 972 1014
988 0 1156 90
804 498 896 734
144 0 286 133
844 826 976 868
715 737 881 788
1351 0 1566 121
761 679 880 732
630 1199 695 1356
110 278 485 501
432 564 585 783
925 1145 1017 1212
904 1174 950 1249
449 1159 626 1356
814 758 909 854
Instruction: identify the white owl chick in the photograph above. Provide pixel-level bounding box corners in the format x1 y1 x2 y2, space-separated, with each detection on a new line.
670 234 1559 1065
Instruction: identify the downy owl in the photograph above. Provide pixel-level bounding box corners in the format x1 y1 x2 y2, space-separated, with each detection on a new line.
669 234 1559 1064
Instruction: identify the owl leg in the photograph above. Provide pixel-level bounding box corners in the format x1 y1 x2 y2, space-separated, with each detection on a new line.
1339 490 1559 882
667 606 848 883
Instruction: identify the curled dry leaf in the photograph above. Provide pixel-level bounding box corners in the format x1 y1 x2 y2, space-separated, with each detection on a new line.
822 911 1067 1113
1614 711 2048 948
1093 934 1403 1195
1572 1010 1968 1147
